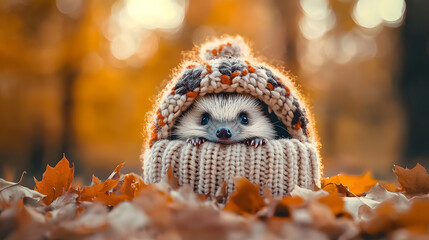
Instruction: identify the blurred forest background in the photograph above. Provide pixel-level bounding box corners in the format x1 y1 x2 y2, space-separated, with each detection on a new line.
0 0 428 182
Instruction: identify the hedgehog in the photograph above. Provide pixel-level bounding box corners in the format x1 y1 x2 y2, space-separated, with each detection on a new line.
172 93 274 147
172 93 292 147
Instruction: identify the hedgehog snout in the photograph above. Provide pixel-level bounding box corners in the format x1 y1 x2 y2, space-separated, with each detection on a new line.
216 128 232 139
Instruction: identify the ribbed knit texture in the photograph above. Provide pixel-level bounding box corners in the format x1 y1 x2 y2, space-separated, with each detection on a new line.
141 36 322 198
143 139 320 198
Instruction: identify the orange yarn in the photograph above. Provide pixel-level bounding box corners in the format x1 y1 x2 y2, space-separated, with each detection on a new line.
218 44 224 52
241 69 248 76
267 83 274 90
221 75 232 84
156 109 166 126
148 124 158 147
294 122 302 130
186 91 198 98
204 62 212 73
284 86 290 97
245 60 256 73
231 71 240 79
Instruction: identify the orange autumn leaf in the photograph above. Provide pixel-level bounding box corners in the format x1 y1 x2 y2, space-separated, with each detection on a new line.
108 162 125 180
322 172 378 195
91 175 102 185
397 200 429 230
273 196 304 218
34 156 74 205
318 194 348 217
393 163 429 195
224 178 265 215
79 178 119 202
360 201 398 235
381 182 400 192
120 173 146 199
94 192 128 206
361 199 429 236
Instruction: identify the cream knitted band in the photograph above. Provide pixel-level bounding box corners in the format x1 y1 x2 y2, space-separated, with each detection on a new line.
144 139 320 198
141 36 322 198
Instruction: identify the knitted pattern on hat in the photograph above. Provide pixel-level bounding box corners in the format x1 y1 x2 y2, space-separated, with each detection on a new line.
141 36 322 198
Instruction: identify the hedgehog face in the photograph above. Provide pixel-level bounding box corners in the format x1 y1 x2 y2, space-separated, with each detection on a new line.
173 93 276 144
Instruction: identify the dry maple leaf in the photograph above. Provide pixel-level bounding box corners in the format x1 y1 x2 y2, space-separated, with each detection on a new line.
224 178 265 215
322 172 378 195
0 172 45 208
78 164 138 206
79 178 119 201
393 163 429 195
34 156 74 205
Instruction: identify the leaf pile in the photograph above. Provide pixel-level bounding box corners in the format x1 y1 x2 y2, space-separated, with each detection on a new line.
1 158 429 240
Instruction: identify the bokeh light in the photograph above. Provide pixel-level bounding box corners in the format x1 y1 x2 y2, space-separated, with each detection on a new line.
108 0 188 61
352 0 406 29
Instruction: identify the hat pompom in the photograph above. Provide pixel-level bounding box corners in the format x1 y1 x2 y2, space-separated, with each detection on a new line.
200 36 250 61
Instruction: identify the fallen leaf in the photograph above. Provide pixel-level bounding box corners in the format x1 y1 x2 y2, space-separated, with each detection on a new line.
108 202 149 236
394 163 429 195
397 200 429 233
322 172 378 195
359 201 398 235
108 163 125 180
273 196 304 218
224 178 265 215
0 172 45 208
364 183 409 212
34 156 74 205
343 197 379 220
7 202 48 240
290 185 329 201
79 178 119 202
120 173 146 199
317 194 346 217
48 203 108 238
78 164 136 206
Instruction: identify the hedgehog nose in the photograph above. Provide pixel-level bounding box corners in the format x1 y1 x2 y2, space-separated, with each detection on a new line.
216 128 232 139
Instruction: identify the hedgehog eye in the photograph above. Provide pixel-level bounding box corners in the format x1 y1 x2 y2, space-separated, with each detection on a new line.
201 113 210 125
239 112 248 125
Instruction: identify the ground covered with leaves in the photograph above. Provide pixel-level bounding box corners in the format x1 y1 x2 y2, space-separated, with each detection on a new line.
1 157 429 240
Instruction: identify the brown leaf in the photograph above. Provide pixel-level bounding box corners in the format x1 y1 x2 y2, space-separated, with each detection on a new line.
34 156 74 205
224 178 265 215
393 163 429 195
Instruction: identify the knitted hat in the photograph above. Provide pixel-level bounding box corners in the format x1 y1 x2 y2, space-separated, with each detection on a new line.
141 36 321 198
